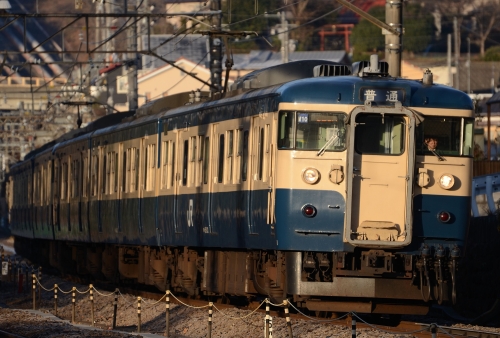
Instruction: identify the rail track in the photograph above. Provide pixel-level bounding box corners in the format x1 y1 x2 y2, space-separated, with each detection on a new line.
1 255 500 338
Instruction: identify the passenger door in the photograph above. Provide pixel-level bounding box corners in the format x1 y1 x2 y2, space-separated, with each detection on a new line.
248 114 275 234
345 106 415 247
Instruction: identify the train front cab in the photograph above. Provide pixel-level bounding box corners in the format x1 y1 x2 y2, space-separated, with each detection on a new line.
275 98 473 313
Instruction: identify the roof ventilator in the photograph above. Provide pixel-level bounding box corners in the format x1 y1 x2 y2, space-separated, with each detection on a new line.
352 54 389 78
313 64 351 77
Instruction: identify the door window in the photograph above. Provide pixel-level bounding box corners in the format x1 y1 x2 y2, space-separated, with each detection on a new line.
355 113 405 155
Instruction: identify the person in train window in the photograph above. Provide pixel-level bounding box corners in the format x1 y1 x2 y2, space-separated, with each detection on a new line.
424 136 438 151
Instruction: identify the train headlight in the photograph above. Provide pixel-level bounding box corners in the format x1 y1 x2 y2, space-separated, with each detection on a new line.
302 168 320 184
439 173 455 190
302 204 317 218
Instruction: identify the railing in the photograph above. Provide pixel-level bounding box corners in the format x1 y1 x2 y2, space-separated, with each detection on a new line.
472 173 500 217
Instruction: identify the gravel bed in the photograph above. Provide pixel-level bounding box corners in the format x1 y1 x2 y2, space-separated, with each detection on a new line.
0 273 422 338
1 236 499 338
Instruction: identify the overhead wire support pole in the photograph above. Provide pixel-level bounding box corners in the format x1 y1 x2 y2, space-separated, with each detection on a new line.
210 0 222 93
335 0 400 36
336 0 402 77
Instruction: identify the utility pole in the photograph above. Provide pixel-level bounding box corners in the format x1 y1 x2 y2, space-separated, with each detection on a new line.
265 12 295 64
384 0 403 77
453 17 460 90
336 0 402 77
126 0 141 112
209 0 222 93
280 11 289 63
447 34 452 87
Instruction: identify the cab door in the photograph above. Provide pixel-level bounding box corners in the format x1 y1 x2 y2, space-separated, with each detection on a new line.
345 106 415 247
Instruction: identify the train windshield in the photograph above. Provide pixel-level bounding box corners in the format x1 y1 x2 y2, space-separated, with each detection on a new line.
416 117 474 157
278 111 346 151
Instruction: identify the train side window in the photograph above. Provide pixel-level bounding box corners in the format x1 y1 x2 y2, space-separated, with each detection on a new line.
71 159 77 198
47 162 52 204
105 153 110 195
82 157 88 198
135 147 140 192
144 143 149 191
91 154 98 196
161 141 168 189
128 147 136 192
189 136 196 187
264 124 270 182
218 134 224 183
227 130 234 183
258 127 264 180
69 159 74 199
145 144 156 191
182 139 188 186
124 149 130 193
234 129 243 183
114 152 119 193
196 136 204 187
203 137 209 184
170 142 176 188
76 158 80 198
61 161 68 201
102 152 107 194
242 131 249 181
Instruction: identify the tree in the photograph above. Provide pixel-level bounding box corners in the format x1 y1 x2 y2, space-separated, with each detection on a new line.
350 4 433 61
484 46 500 61
403 3 434 54
420 0 472 52
471 0 500 57
287 0 339 51
350 6 385 61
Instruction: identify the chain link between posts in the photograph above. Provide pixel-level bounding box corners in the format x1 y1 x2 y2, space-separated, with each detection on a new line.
0 256 468 337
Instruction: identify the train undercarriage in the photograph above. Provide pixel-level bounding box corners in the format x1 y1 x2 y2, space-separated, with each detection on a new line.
14 237 459 315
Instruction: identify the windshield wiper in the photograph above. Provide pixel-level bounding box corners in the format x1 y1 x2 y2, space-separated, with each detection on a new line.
424 143 445 161
317 134 339 156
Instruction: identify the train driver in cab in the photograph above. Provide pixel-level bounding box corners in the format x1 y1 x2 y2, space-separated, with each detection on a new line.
424 136 438 151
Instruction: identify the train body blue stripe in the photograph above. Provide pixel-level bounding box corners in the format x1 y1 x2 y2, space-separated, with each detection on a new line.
274 188 346 252
410 194 470 251
11 192 470 254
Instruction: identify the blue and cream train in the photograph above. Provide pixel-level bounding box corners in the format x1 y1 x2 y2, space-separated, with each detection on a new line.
7 56 474 314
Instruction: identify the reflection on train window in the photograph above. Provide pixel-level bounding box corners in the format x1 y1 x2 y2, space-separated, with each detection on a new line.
355 113 405 155
278 111 346 151
416 117 474 157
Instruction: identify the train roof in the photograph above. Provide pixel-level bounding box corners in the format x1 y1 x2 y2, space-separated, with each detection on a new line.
276 76 474 110
13 57 474 169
